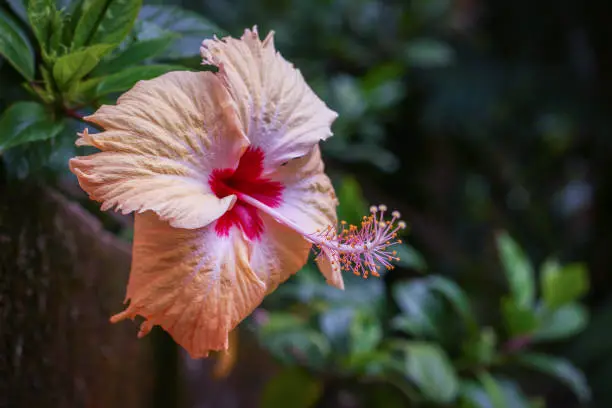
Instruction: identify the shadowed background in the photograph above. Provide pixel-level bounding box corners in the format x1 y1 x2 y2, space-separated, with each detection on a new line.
1 0 612 407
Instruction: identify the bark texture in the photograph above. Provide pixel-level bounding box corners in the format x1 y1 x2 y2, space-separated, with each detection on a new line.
0 183 154 408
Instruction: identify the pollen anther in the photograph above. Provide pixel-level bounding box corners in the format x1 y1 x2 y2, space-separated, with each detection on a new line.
310 204 405 279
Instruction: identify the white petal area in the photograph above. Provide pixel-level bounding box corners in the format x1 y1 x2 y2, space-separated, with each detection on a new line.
201 27 338 171
111 212 267 358
70 71 248 229
250 213 312 294
269 146 344 289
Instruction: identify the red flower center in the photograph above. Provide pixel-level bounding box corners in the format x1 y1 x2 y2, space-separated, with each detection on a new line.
209 147 284 240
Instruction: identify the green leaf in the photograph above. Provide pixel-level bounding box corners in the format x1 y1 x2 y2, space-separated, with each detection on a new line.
426 276 476 331
463 327 497 365
138 5 224 59
541 261 589 309
261 368 322 408
6 0 28 23
0 8 35 80
395 244 427 271
392 280 443 338
72 0 142 49
94 64 184 96
71 75 103 102
476 372 507 408
533 303 589 341
52 43 113 89
259 313 330 369
336 176 368 225
0 102 65 152
496 231 535 308
360 62 406 110
515 353 591 402
501 297 538 336
48 8 64 56
345 350 394 376
402 341 459 403
460 378 532 408
350 310 382 355
92 35 176 75
27 0 57 55
459 381 490 408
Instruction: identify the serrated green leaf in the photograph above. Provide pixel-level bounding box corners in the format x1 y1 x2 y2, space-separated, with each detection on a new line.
533 303 588 341
53 43 113 89
48 8 64 56
402 341 459 403
501 297 538 337
138 5 224 59
92 35 176 75
94 64 184 96
72 0 142 49
541 262 589 309
515 353 591 402
27 0 58 56
261 368 322 408
496 231 535 308
0 8 35 80
0 102 64 152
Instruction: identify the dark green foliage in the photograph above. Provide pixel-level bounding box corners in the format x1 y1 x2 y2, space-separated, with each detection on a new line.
0 8 34 80
72 0 142 49
2 0 611 407
0 102 64 152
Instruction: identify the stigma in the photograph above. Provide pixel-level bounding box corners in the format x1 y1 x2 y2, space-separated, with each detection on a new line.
311 205 405 278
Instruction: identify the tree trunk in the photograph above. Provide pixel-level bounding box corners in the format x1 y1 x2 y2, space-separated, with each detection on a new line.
0 182 154 408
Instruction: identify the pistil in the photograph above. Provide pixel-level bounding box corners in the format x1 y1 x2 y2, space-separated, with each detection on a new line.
236 192 405 278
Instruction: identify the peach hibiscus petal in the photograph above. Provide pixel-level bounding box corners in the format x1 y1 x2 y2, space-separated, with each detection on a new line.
111 212 267 358
268 146 344 289
70 71 249 229
251 213 312 294
315 246 344 290
201 27 338 170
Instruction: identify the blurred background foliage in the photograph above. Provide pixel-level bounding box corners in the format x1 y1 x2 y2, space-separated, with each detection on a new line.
1 0 612 407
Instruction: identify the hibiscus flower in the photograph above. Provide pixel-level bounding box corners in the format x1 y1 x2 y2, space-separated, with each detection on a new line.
69 27 404 358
